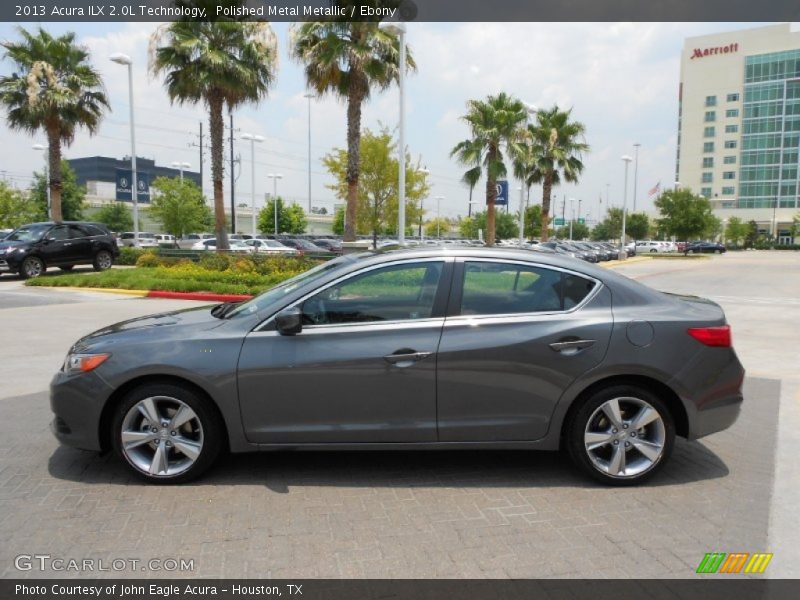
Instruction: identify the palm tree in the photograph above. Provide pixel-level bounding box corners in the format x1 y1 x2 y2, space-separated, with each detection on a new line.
451 138 483 217
525 106 589 241
451 93 527 245
150 18 278 250
0 27 108 222
290 22 413 242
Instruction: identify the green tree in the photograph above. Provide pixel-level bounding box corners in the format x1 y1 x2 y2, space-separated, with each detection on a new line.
0 27 108 221
626 212 650 241
30 161 85 220
291 21 413 242
257 197 307 235
525 106 589 241
0 181 39 228
93 202 132 233
591 221 613 241
322 127 428 244
744 220 759 249
150 11 278 250
459 210 517 240
654 189 718 241
149 176 212 239
451 93 528 246
524 204 543 239
332 206 345 236
791 214 800 242
424 217 451 239
724 217 748 246
592 207 623 241
555 221 590 240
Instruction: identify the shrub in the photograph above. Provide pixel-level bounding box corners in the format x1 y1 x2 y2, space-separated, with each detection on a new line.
117 246 154 265
136 253 162 268
198 252 232 271
232 259 257 273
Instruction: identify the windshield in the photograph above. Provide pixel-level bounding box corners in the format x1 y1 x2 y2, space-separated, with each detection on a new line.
226 255 355 318
5 224 51 242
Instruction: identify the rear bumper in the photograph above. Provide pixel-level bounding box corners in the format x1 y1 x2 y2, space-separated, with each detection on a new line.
687 391 743 440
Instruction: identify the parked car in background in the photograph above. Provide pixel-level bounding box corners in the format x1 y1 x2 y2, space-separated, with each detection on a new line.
191 239 250 253
154 234 178 248
179 233 214 250
684 241 726 254
0 221 119 278
119 232 159 248
244 239 298 255
676 241 688 253
636 240 670 254
50 247 744 485
312 239 343 254
279 238 327 254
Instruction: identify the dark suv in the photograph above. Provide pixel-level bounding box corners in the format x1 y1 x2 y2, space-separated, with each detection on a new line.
0 221 119 279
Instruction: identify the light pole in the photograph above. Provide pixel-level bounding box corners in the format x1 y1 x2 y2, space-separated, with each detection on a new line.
568 198 575 240
381 22 407 245
632 143 641 212
267 174 283 236
110 53 139 247
171 161 191 181
303 93 314 213
32 144 50 219
435 195 444 239
417 167 430 240
621 155 633 260
241 133 264 238
518 103 537 245
674 180 680 192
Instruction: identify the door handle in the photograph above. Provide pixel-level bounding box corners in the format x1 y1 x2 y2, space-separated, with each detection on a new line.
383 350 433 366
548 339 596 354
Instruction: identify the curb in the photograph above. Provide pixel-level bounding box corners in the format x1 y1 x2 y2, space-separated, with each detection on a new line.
50 286 150 297
601 256 652 268
146 291 253 302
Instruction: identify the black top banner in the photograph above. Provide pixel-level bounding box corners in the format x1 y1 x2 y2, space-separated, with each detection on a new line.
2 0 800 23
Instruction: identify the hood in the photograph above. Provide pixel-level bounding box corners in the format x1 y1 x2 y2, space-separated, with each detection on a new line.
0 240 27 251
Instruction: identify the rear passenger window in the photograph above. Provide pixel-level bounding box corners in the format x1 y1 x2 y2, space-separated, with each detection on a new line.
460 262 595 315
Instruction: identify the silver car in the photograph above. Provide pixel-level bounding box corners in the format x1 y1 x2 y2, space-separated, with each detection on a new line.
50 248 744 485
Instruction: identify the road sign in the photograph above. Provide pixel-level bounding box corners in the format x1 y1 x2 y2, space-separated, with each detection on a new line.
495 180 508 206
554 218 565 226
116 169 150 203
578 218 586 224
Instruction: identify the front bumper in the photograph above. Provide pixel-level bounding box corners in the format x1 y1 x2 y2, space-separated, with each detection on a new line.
50 369 114 452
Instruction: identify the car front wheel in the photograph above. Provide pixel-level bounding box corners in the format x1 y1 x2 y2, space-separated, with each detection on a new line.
566 385 675 485
112 383 223 483
19 256 45 279
93 250 114 271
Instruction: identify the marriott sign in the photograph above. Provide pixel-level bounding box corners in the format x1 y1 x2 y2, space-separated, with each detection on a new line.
690 43 739 60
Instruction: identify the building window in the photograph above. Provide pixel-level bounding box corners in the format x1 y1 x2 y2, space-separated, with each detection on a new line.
705 96 717 107
727 93 740 102
725 124 739 133
724 155 737 164
702 172 713 183
724 140 738 149
703 157 714 168
704 126 715 137
701 187 712 197
723 172 736 180
722 186 735 195
726 109 740 118
704 111 716 122
703 142 715 153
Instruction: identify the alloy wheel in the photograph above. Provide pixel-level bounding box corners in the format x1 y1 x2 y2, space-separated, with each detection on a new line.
120 396 204 477
96 251 112 269
583 396 666 478
22 257 44 278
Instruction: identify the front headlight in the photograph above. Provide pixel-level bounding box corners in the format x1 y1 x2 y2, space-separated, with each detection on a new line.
63 353 110 375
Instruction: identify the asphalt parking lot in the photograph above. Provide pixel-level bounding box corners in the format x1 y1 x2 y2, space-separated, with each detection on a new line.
0 251 797 579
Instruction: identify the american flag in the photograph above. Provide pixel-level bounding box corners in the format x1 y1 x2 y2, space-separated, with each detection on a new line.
648 181 661 197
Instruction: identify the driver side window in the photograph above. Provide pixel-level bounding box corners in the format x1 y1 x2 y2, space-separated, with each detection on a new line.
48 226 69 241
302 262 444 326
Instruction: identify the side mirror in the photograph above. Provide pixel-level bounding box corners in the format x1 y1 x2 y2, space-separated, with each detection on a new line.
275 306 302 336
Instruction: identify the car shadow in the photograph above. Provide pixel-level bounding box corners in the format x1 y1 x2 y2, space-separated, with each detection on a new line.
48 438 729 491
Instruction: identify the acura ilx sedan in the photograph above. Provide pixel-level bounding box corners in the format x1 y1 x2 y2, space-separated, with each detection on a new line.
51 248 744 485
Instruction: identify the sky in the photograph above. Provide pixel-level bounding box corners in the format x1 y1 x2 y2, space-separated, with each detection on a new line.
0 20 788 223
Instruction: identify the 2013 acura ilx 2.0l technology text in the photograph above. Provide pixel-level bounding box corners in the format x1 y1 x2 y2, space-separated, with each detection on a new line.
50 248 744 485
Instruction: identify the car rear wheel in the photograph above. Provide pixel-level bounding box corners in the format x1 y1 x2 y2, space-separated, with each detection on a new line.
19 256 45 279
566 385 675 485
112 383 223 484
93 250 113 271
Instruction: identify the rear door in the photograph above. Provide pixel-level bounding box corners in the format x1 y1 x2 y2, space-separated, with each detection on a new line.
436 259 613 442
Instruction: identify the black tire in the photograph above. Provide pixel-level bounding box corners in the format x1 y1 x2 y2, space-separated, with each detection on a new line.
111 382 224 484
565 384 675 486
19 256 45 279
59 265 74 272
93 249 114 271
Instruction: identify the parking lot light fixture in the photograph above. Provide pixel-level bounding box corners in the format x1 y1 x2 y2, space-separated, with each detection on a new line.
267 174 283 236
242 134 264 238
110 52 139 247
621 155 633 260
170 161 191 181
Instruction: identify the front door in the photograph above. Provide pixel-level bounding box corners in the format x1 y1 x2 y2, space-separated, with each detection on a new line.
238 259 451 444
38 225 79 265
436 259 613 442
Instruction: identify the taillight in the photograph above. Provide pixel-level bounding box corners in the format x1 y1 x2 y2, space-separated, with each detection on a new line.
687 325 731 347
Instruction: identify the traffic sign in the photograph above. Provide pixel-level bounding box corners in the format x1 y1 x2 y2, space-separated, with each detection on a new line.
554 218 565 226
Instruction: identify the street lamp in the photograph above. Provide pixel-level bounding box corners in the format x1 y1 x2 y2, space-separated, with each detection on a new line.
32 144 50 219
518 103 538 245
434 195 444 239
381 22 407 245
674 180 680 191
110 52 139 247
568 197 575 240
267 174 283 236
632 143 641 212
241 133 264 237
417 167 430 240
171 161 191 181
621 155 633 260
303 93 314 213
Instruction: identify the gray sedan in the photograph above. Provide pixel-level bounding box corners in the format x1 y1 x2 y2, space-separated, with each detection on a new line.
50 248 744 485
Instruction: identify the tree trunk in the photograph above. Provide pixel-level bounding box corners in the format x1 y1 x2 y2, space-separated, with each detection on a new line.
208 95 228 251
540 171 553 242
344 78 364 243
46 126 62 222
485 146 498 246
